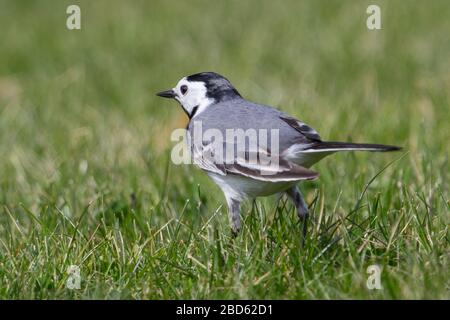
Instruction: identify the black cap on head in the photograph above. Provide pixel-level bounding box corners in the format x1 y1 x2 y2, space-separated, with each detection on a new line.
186 72 242 102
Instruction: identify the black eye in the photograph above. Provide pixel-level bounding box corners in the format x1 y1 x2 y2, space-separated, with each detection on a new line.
180 85 188 95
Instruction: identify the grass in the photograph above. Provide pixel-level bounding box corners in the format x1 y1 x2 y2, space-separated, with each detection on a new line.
0 0 448 299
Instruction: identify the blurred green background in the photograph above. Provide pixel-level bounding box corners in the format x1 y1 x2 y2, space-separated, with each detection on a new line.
0 0 448 299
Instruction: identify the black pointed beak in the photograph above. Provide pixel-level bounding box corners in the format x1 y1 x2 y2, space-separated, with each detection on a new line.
156 89 176 99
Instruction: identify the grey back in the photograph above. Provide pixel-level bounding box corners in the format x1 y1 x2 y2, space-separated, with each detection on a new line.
188 98 316 154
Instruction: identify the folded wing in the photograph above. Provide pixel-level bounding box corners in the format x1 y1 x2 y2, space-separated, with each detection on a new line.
192 143 319 182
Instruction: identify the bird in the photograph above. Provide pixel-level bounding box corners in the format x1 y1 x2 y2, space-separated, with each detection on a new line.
156 72 401 243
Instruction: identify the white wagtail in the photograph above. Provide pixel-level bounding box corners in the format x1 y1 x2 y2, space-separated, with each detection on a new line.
157 72 400 241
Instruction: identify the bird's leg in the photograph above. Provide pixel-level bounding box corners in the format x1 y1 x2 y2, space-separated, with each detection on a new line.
286 186 309 246
226 198 241 237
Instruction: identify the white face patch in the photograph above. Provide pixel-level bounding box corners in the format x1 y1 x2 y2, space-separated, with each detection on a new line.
173 77 214 118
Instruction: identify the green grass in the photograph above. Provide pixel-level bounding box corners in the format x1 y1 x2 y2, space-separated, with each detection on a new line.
0 0 448 299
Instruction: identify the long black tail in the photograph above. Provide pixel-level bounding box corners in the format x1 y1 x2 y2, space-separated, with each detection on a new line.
309 141 402 152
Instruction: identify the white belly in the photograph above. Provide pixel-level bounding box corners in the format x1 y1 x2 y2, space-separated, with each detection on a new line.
208 172 296 200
